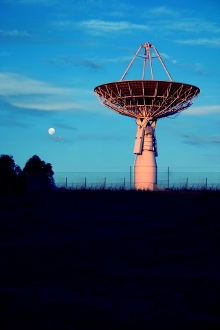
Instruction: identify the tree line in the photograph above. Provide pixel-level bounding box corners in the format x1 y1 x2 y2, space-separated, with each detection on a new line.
0 154 54 195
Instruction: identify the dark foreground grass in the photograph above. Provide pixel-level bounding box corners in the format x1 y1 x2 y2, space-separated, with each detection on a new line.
0 189 220 329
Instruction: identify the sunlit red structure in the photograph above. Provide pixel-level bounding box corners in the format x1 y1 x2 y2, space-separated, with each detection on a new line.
94 42 200 190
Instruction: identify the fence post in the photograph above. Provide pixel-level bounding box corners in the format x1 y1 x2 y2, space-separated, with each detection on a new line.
124 177 125 189
104 177 106 189
186 177 188 189
66 177 67 189
168 166 170 189
205 177 207 189
85 177 86 189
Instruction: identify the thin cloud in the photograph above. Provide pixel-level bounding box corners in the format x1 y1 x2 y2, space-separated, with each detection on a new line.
149 6 178 16
183 105 220 115
102 55 133 63
80 134 121 141
175 38 220 49
43 56 103 70
48 135 69 142
81 60 102 70
10 101 83 111
151 15 220 34
0 72 95 97
142 6 220 35
108 11 127 18
74 13 220 40
54 19 147 33
5 0 58 4
156 52 206 76
168 19 220 34
0 29 31 37
0 73 72 96
0 72 100 113
159 52 179 66
51 6 220 43
176 61 208 76
159 52 170 60
77 20 147 35
181 134 220 146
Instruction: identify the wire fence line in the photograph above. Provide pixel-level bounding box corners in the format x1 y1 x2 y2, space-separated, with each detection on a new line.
54 168 220 190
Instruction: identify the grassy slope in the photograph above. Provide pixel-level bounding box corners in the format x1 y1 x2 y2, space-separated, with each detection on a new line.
0 190 220 329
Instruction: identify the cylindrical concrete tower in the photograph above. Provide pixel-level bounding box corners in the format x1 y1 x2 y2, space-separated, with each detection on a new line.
134 152 157 190
134 120 157 190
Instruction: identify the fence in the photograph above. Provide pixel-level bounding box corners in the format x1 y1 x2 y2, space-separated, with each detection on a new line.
54 167 220 190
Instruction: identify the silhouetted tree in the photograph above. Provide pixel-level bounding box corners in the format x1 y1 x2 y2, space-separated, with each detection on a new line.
0 154 21 194
23 155 55 191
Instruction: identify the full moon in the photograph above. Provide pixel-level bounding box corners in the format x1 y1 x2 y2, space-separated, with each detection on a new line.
48 127 55 135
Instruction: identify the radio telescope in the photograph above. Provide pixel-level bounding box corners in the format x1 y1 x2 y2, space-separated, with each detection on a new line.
94 42 200 190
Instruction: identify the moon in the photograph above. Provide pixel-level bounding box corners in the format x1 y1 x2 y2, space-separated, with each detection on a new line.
48 127 55 135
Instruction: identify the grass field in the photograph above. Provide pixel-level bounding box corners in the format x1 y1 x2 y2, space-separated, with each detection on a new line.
0 189 220 329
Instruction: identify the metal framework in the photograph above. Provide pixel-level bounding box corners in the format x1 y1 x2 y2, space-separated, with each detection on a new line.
94 42 200 120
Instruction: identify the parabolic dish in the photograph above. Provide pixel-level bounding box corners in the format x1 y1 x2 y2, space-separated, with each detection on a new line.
94 80 200 120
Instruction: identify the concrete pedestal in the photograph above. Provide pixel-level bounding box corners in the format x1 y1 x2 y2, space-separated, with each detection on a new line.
134 149 157 190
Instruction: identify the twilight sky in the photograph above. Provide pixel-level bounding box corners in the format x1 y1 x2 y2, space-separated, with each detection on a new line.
0 0 220 173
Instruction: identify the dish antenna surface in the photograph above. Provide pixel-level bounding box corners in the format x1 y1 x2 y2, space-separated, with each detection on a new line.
94 42 200 190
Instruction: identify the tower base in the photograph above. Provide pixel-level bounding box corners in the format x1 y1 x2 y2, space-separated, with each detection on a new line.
134 150 157 190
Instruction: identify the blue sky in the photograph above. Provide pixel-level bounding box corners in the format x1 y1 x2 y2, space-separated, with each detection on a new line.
0 0 220 174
